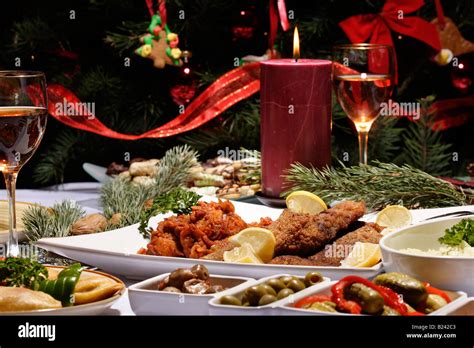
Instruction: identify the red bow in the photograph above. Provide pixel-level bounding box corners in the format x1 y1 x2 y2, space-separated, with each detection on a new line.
339 0 441 83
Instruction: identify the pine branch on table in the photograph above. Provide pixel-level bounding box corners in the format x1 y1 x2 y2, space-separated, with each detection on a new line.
283 161 469 211
22 201 85 242
100 145 198 227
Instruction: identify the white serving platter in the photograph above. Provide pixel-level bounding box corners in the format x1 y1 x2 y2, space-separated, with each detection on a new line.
35 201 474 281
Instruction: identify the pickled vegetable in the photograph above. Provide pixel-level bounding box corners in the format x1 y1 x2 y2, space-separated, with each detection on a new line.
382 305 401 316
276 288 294 300
309 301 337 313
424 294 448 314
220 295 241 306
344 282 384 315
258 294 277 306
374 272 427 306
266 278 286 293
286 279 306 292
304 272 323 287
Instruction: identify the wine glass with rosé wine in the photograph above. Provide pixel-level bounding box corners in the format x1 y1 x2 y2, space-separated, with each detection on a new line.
332 44 395 164
0 71 48 257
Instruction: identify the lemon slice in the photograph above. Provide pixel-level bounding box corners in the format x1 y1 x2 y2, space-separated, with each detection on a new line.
285 191 327 215
375 205 412 230
223 243 263 264
340 242 381 268
228 227 275 263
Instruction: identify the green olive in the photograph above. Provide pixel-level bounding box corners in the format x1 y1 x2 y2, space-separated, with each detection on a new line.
304 272 323 287
219 295 241 306
266 278 286 293
245 285 268 306
260 284 277 296
258 294 277 306
276 288 294 300
280 276 298 285
286 279 306 292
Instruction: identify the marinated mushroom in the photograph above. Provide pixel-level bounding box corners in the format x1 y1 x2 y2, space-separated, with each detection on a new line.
167 269 195 289
162 286 181 293
183 279 211 294
191 264 210 280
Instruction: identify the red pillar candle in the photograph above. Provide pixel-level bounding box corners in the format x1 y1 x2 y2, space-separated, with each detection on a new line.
260 58 332 198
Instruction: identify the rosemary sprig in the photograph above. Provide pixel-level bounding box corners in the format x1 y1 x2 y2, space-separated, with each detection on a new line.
22 201 85 242
138 188 201 239
283 161 469 211
101 145 198 228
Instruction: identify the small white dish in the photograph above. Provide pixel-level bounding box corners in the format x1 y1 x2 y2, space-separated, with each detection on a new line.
434 297 474 315
128 273 255 315
380 216 474 295
208 273 330 316
277 281 467 316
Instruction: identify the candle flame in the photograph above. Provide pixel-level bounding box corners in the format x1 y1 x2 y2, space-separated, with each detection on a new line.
293 27 300 61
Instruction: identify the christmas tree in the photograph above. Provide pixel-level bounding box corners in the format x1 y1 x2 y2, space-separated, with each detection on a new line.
1 0 472 187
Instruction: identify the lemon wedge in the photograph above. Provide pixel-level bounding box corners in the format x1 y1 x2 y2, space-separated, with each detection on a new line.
223 243 263 264
228 227 275 263
340 242 381 268
375 205 412 230
285 191 327 215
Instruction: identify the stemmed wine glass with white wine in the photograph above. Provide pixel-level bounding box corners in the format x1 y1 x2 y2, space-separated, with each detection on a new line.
332 44 395 164
0 71 48 257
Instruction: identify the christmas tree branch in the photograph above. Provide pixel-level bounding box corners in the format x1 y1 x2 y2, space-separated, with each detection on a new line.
283 161 469 210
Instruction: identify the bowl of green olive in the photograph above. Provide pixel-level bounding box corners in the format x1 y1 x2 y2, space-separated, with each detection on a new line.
208 272 329 315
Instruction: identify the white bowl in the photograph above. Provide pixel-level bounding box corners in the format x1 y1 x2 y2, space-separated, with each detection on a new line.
434 297 474 315
278 281 467 316
128 273 255 315
379 216 474 295
208 273 330 316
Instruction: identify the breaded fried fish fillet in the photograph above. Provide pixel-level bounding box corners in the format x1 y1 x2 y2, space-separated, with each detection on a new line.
270 201 366 256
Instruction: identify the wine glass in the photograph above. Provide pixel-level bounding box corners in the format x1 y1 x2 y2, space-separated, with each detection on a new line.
0 71 48 257
332 44 395 164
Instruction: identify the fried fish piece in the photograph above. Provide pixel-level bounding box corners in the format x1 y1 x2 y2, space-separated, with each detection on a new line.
201 240 236 261
0 286 61 312
270 201 366 256
308 223 383 266
269 255 318 266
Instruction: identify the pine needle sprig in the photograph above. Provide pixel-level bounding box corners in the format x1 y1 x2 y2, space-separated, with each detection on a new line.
101 145 198 227
152 144 199 194
283 161 469 211
22 201 85 242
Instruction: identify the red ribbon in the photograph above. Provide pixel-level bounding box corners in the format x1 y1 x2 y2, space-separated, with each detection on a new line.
269 0 290 50
45 62 261 139
339 0 441 83
429 96 474 131
146 0 167 24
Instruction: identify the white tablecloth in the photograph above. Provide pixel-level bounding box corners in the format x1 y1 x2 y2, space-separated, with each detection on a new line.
0 182 136 315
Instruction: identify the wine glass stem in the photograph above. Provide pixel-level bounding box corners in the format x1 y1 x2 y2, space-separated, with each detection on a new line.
357 130 369 165
4 171 18 257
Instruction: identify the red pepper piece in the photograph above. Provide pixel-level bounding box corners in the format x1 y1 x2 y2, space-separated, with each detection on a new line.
331 276 415 316
424 283 451 304
294 295 332 308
